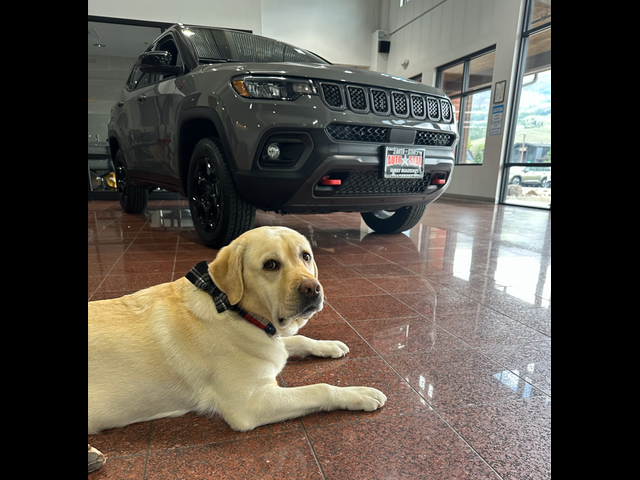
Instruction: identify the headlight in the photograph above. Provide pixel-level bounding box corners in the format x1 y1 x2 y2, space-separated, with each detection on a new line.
231 76 317 100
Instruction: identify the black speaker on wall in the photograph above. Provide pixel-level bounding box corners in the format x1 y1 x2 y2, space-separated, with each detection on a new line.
378 40 390 53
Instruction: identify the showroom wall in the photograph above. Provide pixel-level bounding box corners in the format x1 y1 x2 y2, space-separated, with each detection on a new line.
384 0 525 201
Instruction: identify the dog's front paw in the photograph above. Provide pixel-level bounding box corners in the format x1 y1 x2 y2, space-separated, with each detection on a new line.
313 340 350 358
342 386 387 411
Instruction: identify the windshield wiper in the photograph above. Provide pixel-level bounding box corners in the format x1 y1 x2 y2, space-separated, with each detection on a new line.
201 58 241 64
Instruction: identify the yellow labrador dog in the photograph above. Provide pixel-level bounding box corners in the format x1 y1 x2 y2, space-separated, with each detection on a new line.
88 226 386 462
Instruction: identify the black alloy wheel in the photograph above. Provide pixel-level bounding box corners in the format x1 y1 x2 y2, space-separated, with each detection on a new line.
187 138 256 248
114 149 148 213
191 156 222 234
361 204 427 234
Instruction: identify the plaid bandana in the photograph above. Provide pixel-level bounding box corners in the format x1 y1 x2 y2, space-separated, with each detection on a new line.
186 261 276 336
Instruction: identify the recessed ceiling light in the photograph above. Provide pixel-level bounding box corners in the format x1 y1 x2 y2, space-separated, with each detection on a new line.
94 43 106 48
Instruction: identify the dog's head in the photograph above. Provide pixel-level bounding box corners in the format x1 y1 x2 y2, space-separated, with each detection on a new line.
209 226 323 336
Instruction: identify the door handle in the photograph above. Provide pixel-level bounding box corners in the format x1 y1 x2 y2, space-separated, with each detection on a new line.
137 94 147 103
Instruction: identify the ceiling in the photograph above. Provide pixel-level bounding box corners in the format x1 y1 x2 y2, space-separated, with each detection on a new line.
88 21 164 59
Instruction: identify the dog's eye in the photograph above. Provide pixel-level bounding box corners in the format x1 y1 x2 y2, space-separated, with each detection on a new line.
264 260 278 271
302 252 312 262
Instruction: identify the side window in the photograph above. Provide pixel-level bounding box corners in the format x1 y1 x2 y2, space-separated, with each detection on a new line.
127 64 150 90
126 45 153 91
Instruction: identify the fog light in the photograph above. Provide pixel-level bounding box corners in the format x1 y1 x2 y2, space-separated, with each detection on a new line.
266 144 280 160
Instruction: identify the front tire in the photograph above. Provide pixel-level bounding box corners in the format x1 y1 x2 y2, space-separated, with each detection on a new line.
188 137 256 248
114 149 148 213
361 204 426 234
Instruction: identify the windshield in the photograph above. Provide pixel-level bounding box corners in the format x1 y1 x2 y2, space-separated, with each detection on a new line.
183 27 330 65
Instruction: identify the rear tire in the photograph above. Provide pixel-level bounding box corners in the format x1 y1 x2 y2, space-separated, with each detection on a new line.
188 137 256 248
114 149 148 213
361 204 426 234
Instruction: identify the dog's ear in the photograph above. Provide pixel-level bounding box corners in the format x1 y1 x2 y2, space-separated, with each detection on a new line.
210 242 244 305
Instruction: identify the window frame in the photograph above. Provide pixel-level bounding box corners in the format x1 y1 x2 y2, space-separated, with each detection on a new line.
499 0 551 208
436 45 496 165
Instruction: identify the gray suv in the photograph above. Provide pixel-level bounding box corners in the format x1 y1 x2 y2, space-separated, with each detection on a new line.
108 24 459 247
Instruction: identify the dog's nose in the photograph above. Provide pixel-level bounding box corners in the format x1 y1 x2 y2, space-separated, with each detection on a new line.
299 279 321 298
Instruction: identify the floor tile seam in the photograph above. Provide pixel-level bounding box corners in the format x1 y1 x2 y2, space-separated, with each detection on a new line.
87 213 123 242
434 395 551 416
462 301 551 339
298 419 328 480
433 312 550 345
340 316 446 406
468 348 552 399
300 410 439 434
428 283 552 339
144 426 311 455
141 420 153 480
380 334 551 403
425 396 551 478
326 249 393 267
427 405 506 480
88 219 153 301
170 235 182 282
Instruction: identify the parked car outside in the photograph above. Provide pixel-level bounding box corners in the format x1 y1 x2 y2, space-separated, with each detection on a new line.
108 24 459 247
509 166 551 188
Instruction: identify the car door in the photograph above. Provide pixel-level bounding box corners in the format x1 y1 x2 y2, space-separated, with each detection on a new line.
136 34 185 187
113 56 154 178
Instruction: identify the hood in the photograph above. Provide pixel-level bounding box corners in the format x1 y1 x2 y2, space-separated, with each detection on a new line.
241 62 446 97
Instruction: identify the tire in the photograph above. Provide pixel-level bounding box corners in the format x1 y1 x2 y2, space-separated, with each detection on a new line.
510 176 521 185
361 204 427 234
114 149 148 213
188 137 256 248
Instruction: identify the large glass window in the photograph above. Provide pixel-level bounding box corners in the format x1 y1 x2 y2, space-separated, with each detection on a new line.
437 48 496 165
502 0 551 209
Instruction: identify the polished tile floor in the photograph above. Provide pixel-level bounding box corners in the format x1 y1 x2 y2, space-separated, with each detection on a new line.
88 198 550 479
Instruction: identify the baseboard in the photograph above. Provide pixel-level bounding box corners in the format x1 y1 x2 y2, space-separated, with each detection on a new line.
439 193 497 204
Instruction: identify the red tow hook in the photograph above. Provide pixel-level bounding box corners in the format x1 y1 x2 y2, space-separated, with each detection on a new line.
431 175 446 185
320 176 341 186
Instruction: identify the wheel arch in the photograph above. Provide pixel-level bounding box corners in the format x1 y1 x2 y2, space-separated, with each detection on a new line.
178 108 238 196
107 133 120 161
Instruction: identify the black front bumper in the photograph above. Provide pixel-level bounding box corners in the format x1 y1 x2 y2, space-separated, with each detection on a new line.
231 125 456 214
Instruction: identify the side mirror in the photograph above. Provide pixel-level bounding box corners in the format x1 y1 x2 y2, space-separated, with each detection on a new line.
138 51 183 75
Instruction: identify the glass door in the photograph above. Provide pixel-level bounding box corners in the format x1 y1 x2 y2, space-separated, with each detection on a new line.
502 0 551 208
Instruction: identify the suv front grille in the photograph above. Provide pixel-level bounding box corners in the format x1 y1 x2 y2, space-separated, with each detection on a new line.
414 130 457 147
326 124 389 143
319 82 453 124
326 123 456 147
333 171 431 196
